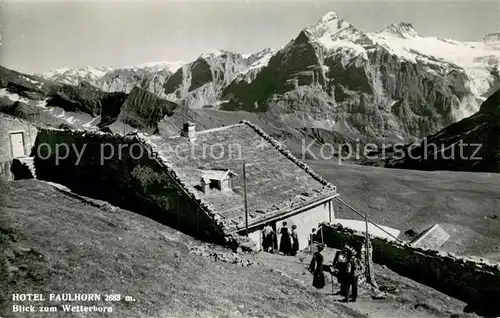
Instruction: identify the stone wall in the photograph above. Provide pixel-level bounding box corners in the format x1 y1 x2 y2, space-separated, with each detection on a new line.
33 128 233 245
315 222 500 315
0 161 12 180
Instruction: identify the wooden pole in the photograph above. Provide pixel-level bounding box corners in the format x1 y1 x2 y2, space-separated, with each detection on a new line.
328 201 332 223
243 162 249 237
321 227 324 245
364 208 374 286
309 233 313 253
331 200 335 220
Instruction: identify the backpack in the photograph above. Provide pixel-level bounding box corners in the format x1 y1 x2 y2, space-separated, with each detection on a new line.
347 257 364 277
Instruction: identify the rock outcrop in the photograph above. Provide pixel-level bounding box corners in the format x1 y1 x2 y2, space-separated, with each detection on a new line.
381 88 500 172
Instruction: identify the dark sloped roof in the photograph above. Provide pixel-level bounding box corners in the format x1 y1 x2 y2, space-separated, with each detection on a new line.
149 121 337 233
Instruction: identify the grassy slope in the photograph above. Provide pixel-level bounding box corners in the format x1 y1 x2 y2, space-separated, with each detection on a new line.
0 180 478 318
0 180 366 318
307 160 500 256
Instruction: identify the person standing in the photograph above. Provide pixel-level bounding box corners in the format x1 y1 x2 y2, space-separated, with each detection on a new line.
343 248 363 302
332 245 349 295
308 244 326 289
261 223 275 253
279 221 292 256
291 225 299 256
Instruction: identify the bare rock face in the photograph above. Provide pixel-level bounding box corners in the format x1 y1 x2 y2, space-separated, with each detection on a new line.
98 68 172 96
117 87 177 133
162 50 271 108
382 89 500 173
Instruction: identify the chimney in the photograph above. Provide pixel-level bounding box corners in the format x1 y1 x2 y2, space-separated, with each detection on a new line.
200 177 210 193
182 122 196 141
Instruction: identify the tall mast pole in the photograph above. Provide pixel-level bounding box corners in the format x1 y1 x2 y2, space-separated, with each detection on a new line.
243 162 249 236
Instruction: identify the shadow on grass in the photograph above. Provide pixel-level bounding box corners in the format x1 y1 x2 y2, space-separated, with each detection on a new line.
34 175 222 246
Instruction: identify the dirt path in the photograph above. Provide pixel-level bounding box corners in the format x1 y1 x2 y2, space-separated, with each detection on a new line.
254 248 476 318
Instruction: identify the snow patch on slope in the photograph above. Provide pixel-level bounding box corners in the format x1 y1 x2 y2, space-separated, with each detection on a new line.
0 88 96 127
0 88 22 102
238 49 278 76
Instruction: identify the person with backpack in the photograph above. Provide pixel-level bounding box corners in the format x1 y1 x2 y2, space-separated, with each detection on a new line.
343 248 363 302
261 223 275 253
332 245 350 295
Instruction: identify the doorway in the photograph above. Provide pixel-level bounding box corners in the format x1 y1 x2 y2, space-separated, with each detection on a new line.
10 132 25 158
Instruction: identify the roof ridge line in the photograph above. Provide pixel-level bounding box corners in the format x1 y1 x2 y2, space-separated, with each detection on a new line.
195 123 245 135
0 112 37 125
239 120 336 191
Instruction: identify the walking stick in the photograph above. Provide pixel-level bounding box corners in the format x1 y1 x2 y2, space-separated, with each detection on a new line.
331 272 334 295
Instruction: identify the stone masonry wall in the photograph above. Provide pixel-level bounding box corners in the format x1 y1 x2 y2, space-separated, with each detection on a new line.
33 128 231 245
315 222 500 315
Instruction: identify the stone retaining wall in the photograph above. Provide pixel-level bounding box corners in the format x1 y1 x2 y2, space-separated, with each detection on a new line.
315 222 500 315
0 161 12 180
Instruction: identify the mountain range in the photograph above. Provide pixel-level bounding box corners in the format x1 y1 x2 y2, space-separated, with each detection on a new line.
36 11 500 141
1 11 500 173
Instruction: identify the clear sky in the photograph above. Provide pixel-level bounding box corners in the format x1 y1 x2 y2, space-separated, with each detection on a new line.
1 0 499 74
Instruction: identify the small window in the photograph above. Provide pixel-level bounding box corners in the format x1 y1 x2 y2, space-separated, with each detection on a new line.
209 179 221 190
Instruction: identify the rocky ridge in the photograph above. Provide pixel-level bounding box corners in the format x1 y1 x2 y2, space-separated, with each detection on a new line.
367 88 500 173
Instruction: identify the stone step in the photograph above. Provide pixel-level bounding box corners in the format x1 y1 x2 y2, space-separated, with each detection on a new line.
18 157 37 179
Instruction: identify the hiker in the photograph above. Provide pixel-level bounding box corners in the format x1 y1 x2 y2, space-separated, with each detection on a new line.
332 245 350 295
261 223 275 253
308 243 326 289
291 225 299 256
279 221 292 256
343 247 363 302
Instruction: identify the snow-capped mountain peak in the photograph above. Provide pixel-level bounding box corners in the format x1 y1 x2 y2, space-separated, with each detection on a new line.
381 22 419 38
304 10 372 51
320 11 340 24
307 11 353 37
37 66 113 85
